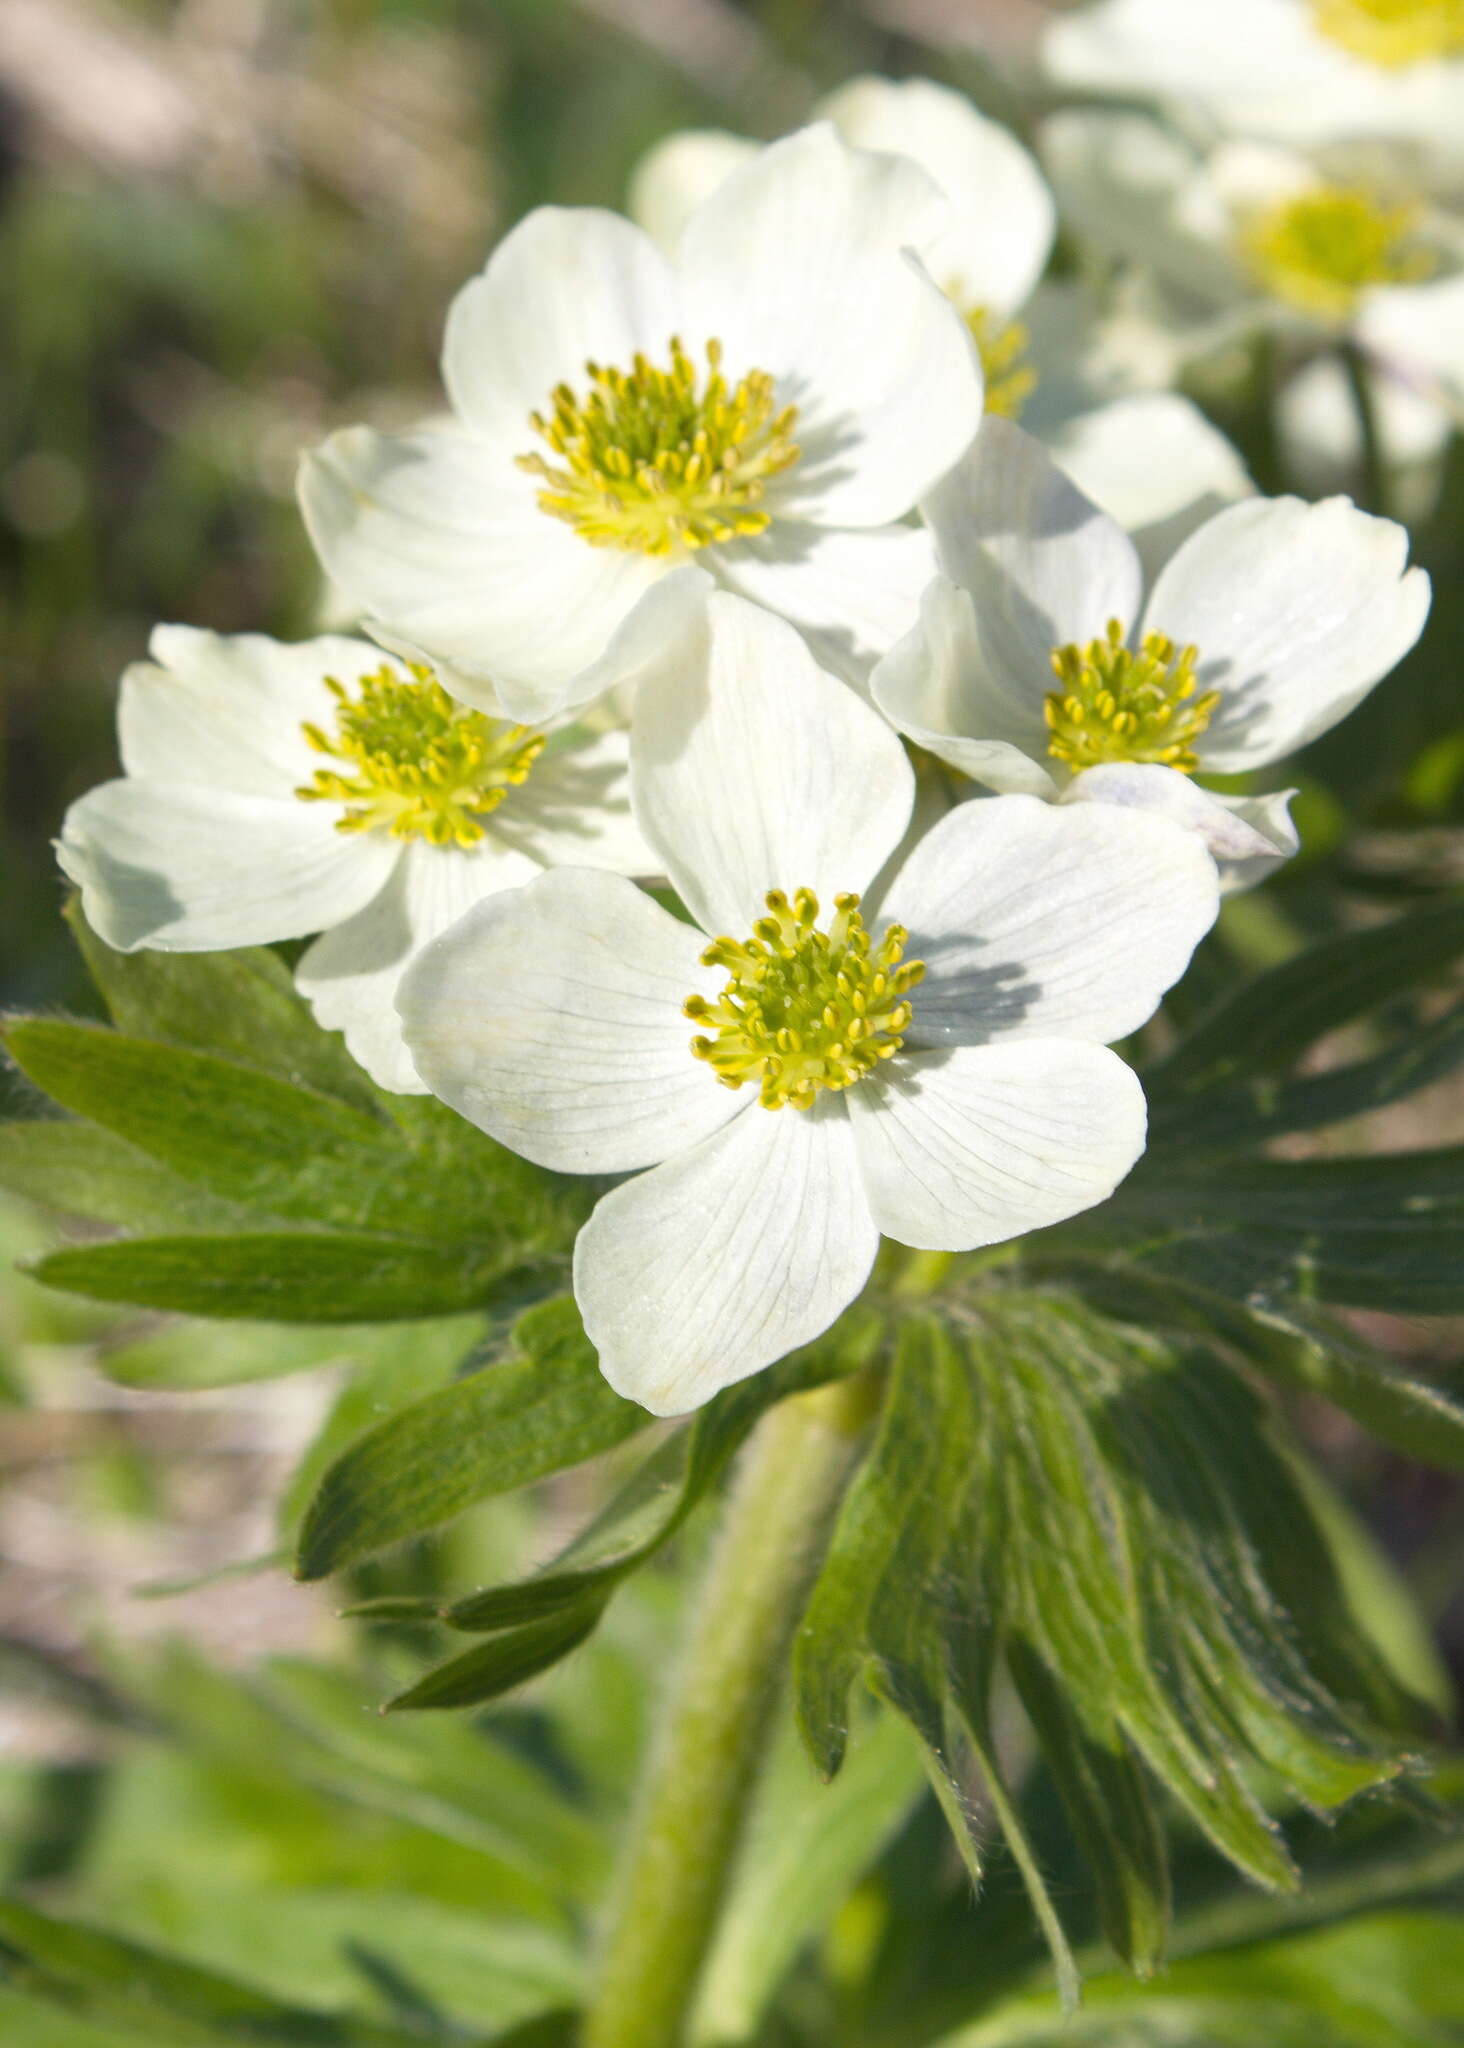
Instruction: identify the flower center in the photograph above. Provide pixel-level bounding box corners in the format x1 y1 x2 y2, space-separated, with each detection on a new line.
684 889 924 1112
1046 620 1220 775
296 662 545 846
516 336 800 557
961 301 1037 421
1241 183 1434 319
1311 0 1464 65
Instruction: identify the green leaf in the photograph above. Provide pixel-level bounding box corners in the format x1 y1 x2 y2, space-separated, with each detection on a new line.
294 1296 645 1579
0 1120 251 1233
386 1605 606 1713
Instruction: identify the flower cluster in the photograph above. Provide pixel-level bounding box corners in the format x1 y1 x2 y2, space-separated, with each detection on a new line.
59 72 1431 1414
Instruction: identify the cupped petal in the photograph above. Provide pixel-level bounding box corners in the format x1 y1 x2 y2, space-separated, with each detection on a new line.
879 793 1218 1047
630 589 914 937
574 1095 879 1415
443 208 678 447
679 123 983 527
493 728 656 875
397 865 736 1175
871 575 1058 794
628 129 759 254
711 517 938 693
921 417 1143 703
1143 496 1432 771
297 838 542 1094
119 628 384 800
57 780 397 952
297 425 672 722
1058 764 1299 894
849 1039 1146 1252
1044 392 1254 583
818 76 1056 316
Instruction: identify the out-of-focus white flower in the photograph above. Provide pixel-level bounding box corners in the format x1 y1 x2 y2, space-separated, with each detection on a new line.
57 628 653 1092
398 592 1219 1415
298 125 982 722
872 419 1431 889
1043 0 1464 198
631 78 1255 578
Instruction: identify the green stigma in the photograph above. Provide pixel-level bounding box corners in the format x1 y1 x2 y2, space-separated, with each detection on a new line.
1311 0 1464 65
1046 620 1220 775
296 662 544 847
1242 183 1434 320
685 889 924 1113
965 303 1038 421
517 336 800 557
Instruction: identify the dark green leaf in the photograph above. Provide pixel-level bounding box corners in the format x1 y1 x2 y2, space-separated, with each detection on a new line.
386 1604 606 1713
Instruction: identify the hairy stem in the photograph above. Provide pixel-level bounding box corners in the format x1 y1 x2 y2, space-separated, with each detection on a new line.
583 1373 872 2048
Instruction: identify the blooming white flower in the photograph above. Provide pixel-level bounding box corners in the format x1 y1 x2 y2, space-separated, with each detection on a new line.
398 592 1220 1415
629 77 1256 578
57 628 653 1092
297 124 982 720
1043 0 1464 197
872 419 1431 889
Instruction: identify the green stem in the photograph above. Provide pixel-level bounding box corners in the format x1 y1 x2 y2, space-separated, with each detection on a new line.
1340 339 1388 517
583 1374 872 2048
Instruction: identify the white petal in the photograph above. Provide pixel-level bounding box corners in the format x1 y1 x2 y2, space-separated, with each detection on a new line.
630 589 914 936
297 425 672 722
1276 353 1453 497
921 417 1143 704
57 781 396 952
818 76 1055 316
397 866 736 1175
442 208 678 448
1144 496 1432 771
1044 393 1254 583
574 1096 879 1415
711 518 938 693
119 628 384 800
1357 275 1464 421
871 575 1058 794
493 728 655 875
1058 764 1298 894
628 129 759 253
880 793 1218 1046
849 1040 1146 1251
679 123 983 526
1042 0 1320 102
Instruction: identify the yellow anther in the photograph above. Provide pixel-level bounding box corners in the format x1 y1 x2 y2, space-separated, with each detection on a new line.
516 336 800 557
963 303 1038 420
685 889 924 1111
1045 619 1219 775
1241 183 1435 321
295 662 544 845
1311 0 1464 65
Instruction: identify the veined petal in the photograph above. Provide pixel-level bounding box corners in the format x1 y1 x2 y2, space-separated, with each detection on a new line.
921 417 1144 704
297 425 671 722
849 1040 1146 1251
819 75 1056 316
57 781 396 952
1144 496 1431 771
679 123 983 527
630 589 914 936
880 793 1218 1047
397 865 736 1175
297 838 541 1095
493 728 656 876
871 576 1058 793
574 1095 879 1415
443 208 678 448
711 518 937 693
629 129 760 254
1058 764 1299 894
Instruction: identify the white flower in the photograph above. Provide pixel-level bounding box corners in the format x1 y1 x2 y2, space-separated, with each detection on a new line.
630 78 1255 578
1043 0 1464 197
398 592 1219 1415
872 419 1431 890
57 628 653 1093
297 124 982 720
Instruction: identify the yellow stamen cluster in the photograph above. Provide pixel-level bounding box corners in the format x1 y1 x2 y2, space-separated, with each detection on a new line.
1242 184 1434 321
296 663 545 846
685 889 924 1112
517 336 799 557
965 304 1038 420
1311 0 1464 66
1046 620 1220 775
